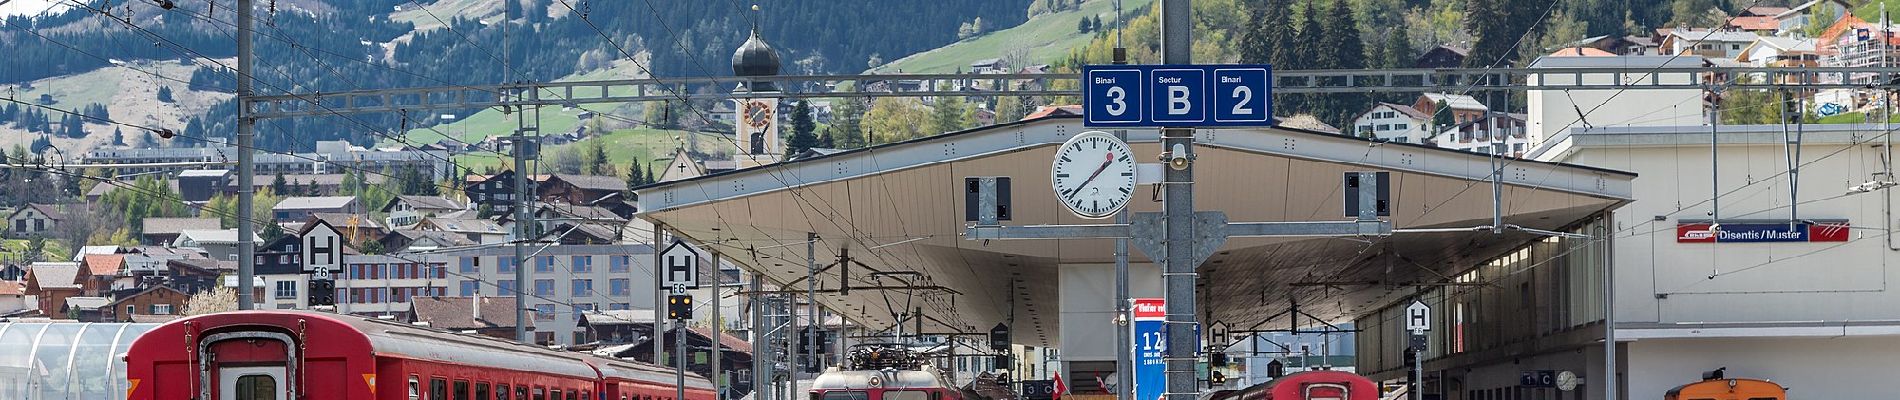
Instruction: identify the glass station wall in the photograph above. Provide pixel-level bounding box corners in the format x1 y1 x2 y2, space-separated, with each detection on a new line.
0 322 159 399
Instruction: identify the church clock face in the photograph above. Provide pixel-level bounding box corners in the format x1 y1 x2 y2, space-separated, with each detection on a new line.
1051 131 1137 219
744 101 774 129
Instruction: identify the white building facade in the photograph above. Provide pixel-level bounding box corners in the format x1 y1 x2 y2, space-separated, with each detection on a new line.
1350 103 1433 143
1532 123 1900 400
1526 56 1706 147
436 244 658 345
337 254 450 317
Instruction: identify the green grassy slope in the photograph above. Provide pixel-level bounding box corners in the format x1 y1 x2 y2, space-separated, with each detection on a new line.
869 0 1151 74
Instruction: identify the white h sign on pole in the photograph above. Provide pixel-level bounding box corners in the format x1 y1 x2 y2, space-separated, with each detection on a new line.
661 239 703 289
1405 300 1431 333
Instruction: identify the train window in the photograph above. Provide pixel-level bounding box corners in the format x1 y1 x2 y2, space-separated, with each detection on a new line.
410 376 422 400
235 374 277 400
497 384 511 400
822 391 870 400
432 378 449 400
567 390 578 400
886 390 929 400
477 383 491 400
534 387 547 400
517 387 529 400
455 380 471 400
552 389 563 400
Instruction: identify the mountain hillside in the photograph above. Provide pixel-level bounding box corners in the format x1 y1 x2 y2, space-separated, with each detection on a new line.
0 0 1030 155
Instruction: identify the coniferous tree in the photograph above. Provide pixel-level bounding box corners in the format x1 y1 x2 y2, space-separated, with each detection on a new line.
157 86 175 103
271 173 288 194
112 127 125 146
1318 0 1366 127
817 128 836 149
1291 2 1327 119
786 101 820 155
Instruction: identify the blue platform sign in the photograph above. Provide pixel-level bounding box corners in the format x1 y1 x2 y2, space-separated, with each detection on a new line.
1084 64 1273 127
1131 298 1167 400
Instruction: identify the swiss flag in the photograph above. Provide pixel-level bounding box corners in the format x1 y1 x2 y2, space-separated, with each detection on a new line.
1053 371 1067 400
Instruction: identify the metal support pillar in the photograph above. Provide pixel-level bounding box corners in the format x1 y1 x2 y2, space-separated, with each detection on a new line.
653 224 667 363
1601 222 1616 400
677 322 688 400
807 232 820 372
235 0 255 311
511 117 536 343
711 251 725 400
751 270 771 400
1159 1 1197 399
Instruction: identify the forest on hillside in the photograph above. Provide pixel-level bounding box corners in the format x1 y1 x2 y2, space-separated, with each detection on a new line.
1061 0 1840 127
0 0 1026 152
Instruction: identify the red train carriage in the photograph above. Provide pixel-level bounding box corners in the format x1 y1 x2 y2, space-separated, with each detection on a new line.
1211 370 1378 400
125 310 717 400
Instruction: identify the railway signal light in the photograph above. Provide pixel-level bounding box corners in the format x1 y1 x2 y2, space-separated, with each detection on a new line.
667 294 692 320
308 278 334 306
1210 351 1228 367
1209 370 1226 386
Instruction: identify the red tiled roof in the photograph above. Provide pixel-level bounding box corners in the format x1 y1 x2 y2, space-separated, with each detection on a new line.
0 281 23 296
82 254 125 277
1024 105 1084 120
687 325 751 351
1728 16 1780 31
1547 47 1617 57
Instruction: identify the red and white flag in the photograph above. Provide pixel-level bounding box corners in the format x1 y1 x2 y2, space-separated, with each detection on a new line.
1053 371 1067 400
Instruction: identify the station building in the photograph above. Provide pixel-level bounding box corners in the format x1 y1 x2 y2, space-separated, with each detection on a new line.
634 114 1634 396
1533 123 1900 399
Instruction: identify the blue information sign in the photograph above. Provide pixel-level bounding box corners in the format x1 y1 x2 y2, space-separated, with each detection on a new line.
1084 64 1273 127
1131 298 1167 400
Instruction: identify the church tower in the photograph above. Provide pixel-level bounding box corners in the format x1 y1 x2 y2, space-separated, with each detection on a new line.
731 26 783 168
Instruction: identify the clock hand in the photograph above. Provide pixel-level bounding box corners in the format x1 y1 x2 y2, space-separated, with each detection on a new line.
1071 152 1115 195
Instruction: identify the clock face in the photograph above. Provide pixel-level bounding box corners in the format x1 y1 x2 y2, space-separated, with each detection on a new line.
1555 371 1578 391
745 101 773 128
1051 131 1137 219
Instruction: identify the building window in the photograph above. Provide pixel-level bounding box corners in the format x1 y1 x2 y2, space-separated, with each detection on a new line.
536 256 554 273
572 256 591 273
460 281 480 296
610 256 628 273
534 304 555 321
572 304 593 322
275 281 297 299
609 303 631 310
499 258 514 273
499 280 516 296
535 279 554 296
461 257 479 273
610 278 630 296
572 279 593 296
152 304 172 315
126 305 135 317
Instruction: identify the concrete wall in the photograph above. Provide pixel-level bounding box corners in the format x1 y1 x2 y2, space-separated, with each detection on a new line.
1526 62 1702 147
1058 262 1161 364
1558 132 1900 324
1626 336 1900 399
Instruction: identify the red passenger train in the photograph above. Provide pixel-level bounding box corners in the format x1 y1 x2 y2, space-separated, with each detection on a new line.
124 310 717 400
1208 370 1378 400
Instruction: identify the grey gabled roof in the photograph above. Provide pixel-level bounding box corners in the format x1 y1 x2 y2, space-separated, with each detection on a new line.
273 196 357 210
382 195 466 212
142 218 222 235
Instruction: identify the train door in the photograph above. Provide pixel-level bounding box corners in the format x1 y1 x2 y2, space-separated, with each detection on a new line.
219 366 287 400
200 331 299 400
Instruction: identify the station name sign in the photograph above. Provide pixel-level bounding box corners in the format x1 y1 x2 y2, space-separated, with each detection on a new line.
1676 220 1849 243
1083 64 1273 127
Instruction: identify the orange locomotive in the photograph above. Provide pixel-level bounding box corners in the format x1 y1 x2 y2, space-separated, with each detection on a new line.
1663 368 1787 400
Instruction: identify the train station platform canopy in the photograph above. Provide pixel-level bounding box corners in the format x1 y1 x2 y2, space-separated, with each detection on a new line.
633 115 1634 347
